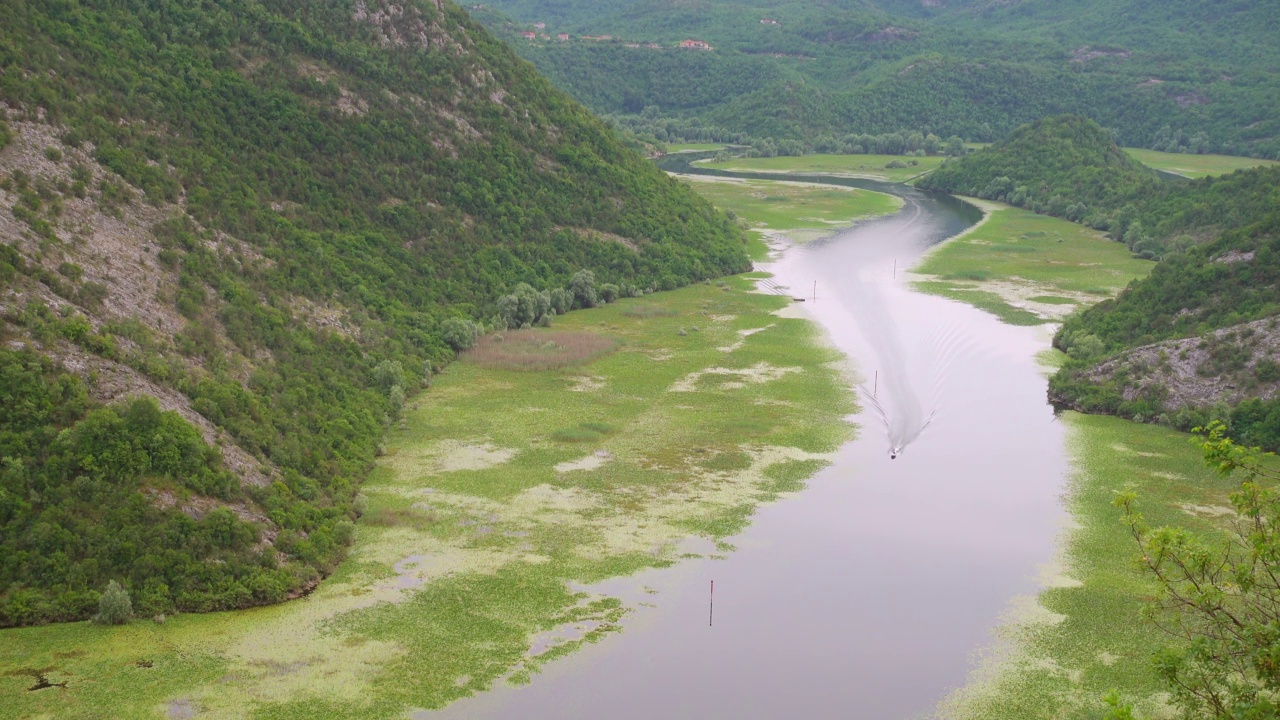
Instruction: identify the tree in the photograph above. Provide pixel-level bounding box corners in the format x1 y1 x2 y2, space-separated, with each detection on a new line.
440 317 480 351
549 288 572 315
945 135 965 157
569 269 598 309
93 580 133 625
372 360 405 393
1115 422 1280 718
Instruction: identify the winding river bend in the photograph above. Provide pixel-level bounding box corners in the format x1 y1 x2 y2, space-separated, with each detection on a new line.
429 158 1069 719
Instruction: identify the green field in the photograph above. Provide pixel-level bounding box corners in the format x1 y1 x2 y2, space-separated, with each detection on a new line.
1123 147 1280 178
679 175 901 260
665 143 729 153
696 153 948 182
942 413 1242 719
0 280 854 720
912 201 1153 324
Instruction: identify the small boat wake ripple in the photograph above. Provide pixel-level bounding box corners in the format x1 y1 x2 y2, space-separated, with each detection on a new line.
857 320 974 459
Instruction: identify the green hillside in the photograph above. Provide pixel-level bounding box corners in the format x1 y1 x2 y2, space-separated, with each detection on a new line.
920 116 1280 258
0 0 747 626
472 0 1280 157
918 116 1160 222
911 115 1280 449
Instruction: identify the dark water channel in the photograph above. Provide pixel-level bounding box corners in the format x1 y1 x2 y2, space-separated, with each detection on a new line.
426 156 1069 719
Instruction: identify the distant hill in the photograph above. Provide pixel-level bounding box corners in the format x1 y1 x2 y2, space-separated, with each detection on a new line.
918 115 1160 223
919 116 1280 259
0 0 747 626
473 0 1280 158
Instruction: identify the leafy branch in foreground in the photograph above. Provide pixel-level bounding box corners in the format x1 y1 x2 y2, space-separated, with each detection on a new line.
1114 421 1280 718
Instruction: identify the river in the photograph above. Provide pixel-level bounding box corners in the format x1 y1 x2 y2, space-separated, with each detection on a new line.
426 158 1069 719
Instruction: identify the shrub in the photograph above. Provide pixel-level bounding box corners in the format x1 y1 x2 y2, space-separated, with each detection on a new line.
549 287 573 315
440 317 480 351
93 580 132 625
569 269 598 308
372 359 405 393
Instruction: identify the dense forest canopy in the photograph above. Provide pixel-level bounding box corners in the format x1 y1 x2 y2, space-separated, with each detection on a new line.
0 0 748 625
471 0 1280 157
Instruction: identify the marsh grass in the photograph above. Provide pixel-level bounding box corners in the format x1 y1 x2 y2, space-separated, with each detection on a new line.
942 413 1243 719
913 281 1047 326
698 153 947 182
945 270 991 281
361 506 437 529
621 304 678 318
0 280 855 719
914 205 1152 324
1122 147 1279 178
679 176 901 234
918 206 1151 296
464 330 618 370
550 422 617 443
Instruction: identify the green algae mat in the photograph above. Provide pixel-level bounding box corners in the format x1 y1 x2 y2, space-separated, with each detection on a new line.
0 278 854 719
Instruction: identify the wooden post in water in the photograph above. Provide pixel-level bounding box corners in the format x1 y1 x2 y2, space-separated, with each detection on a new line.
709 580 714 627
874 371 878 397
893 259 897 279
812 281 816 302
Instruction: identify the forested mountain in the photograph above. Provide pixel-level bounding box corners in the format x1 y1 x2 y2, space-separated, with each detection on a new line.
921 116 1280 259
1049 211 1280 450
918 116 1160 227
916 117 1280 449
0 0 747 626
471 0 1280 158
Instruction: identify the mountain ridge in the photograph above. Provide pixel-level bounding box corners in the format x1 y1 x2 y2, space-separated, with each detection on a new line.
0 0 747 625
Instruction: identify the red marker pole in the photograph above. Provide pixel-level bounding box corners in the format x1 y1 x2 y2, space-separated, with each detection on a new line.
709 580 714 627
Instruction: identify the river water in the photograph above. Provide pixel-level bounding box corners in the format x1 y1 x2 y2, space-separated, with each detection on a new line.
427 160 1069 719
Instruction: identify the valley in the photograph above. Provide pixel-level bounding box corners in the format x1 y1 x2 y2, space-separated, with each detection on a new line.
3 0 1279 718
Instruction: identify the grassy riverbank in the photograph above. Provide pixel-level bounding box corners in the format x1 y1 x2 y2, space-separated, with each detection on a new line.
696 153 948 182
0 280 854 720
912 201 1153 325
915 199 1238 718
666 143 729 153
1122 148 1279 178
941 412 1240 719
678 175 901 254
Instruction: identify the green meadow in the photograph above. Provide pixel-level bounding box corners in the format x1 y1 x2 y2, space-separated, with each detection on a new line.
942 413 1244 719
912 201 1153 325
665 143 729 153
696 153 947 182
1123 147 1280 178
0 280 854 720
681 176 900 232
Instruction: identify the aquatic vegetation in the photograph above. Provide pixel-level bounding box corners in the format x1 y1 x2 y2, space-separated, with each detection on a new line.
0 279 854 719
939 413 1241 720
913 204 1152 324
677 176 902 234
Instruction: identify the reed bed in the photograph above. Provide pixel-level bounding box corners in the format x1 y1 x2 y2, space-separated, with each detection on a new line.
463 330 618 371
